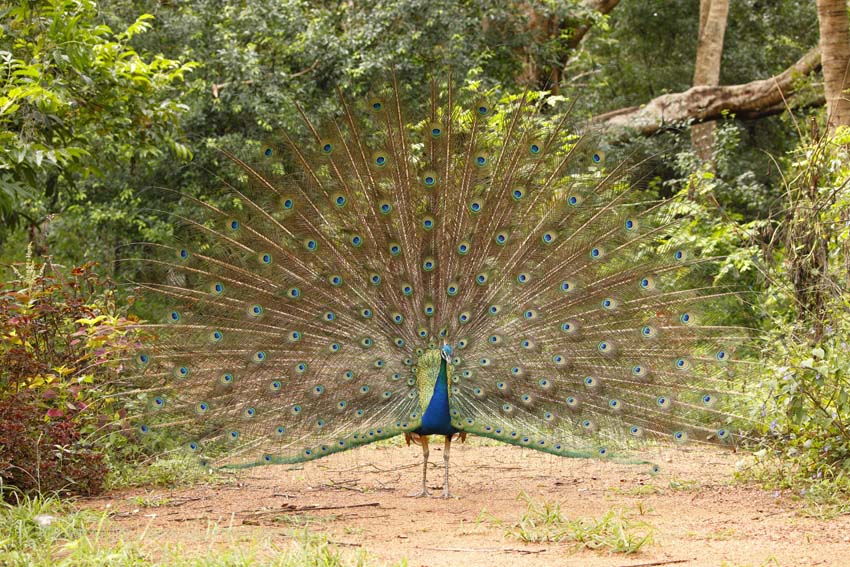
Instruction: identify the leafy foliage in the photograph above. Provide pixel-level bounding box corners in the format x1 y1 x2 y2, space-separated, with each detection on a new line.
0 0 196 250
0 257 142 496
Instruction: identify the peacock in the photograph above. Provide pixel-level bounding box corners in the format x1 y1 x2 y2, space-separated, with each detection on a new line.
129 78 748 498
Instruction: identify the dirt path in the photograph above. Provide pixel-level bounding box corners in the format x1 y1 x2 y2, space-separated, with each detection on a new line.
85 443 850 566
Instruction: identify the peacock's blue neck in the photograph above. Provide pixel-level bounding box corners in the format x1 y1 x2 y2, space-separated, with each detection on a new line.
415 359 457 436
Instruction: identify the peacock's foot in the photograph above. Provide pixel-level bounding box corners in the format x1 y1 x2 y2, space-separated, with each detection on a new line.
440 490 455 499
407 489 432 498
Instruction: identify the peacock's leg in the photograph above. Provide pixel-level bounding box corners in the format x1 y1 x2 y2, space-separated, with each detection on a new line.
441 435 453 498
408 435 431 497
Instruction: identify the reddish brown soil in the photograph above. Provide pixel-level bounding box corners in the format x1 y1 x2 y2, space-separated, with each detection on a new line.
85 443 850 566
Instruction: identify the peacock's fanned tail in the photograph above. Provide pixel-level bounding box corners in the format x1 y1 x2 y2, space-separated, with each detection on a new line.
129 79 750 468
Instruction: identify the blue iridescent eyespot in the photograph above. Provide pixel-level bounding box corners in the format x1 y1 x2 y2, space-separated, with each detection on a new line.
211 282 224 294
423 174 436 187
489 305 500 315
530 143 541 155
253 351 266 362
459 312 470 323
590 247 602 258
137 353 150 365
392 312 404 324
220 373 233 384
282 198 294 209
542 232 555 244
288 287 301 298
229 220 239 231
361 308 372 318
370 274 381 285
288 331 301 342
371 100 383 111
324 311 336 321
276 426 286 435
334 194 346 207
624 218 637 231
270 381 282 391
423 217 434 229
361 337 373 347
469 200 482 213
350 235 362 247
512 188 525 200
291 405 302 414
592 151 603 163
329 342 340 352
375 154 386 166
244 407 255 417
495 232 508 245
169 310 180 322
402 284 413 295
329 275 342 286
314 385 325 395
476 273 488 284
517 273 529 284
304 239 318 251
139 424 150 434
296 362 307 373
379 202 392 214
264 147 273 157
389 243 401 256
431 127 442 137
447 284 458 296
229 430 239 440
260 253 272 264
568 195 579 206
196 402 208 413
458 241 470 255
716 350 728 361
321 142 333 154
423 259 434 271
475 155 487 167
477 105 489 116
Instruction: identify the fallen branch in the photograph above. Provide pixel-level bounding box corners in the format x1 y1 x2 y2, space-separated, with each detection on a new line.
593 47 823 137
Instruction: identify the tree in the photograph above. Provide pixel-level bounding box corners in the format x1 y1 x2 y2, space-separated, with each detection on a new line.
691 0 729 165
816 0 850 131
0 0 196 251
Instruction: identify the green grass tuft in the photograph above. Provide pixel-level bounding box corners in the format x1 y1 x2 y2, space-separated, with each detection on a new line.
505 492 654 554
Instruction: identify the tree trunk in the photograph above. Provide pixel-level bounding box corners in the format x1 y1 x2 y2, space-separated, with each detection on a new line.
691 0 729 165
816 0 850 132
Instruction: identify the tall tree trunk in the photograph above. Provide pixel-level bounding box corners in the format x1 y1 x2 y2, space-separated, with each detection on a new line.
691 0 729 166
816 0 850 132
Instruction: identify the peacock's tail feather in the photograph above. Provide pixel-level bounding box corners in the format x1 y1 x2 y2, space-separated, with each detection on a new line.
127 79 750 468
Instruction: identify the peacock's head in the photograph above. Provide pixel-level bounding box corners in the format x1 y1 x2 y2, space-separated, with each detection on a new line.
440 343 453 361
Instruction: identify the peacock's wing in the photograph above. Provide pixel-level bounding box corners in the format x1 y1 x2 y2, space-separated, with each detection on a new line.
130 78 750 468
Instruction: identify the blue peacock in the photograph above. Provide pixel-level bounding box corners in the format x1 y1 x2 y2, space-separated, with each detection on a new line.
130 79 748 498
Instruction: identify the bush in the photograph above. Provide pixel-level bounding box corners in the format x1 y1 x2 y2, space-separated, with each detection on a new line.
0 257 142 497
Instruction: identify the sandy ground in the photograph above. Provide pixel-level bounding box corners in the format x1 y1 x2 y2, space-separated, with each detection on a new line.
84 442 850 567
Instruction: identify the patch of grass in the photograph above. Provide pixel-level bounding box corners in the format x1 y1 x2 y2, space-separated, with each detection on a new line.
607 483 663 497
505 493 654 554
737 454 850 520
0 490 401 566
106 454 227 490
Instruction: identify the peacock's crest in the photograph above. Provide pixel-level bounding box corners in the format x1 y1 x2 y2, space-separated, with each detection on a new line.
129 79 749 471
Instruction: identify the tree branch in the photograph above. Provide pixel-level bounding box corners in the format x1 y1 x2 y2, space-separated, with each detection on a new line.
567 0 622 49
592 46 823 136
